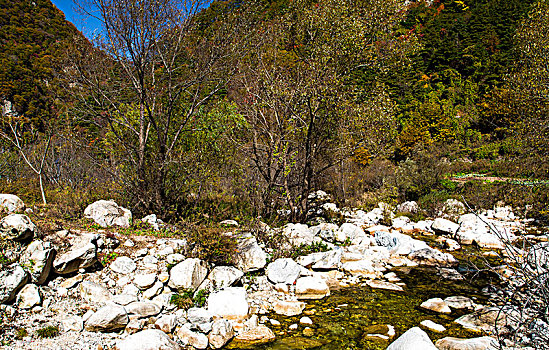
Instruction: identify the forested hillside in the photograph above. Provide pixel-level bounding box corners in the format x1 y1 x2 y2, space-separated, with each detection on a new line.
0 0 80 128
0 0 547 223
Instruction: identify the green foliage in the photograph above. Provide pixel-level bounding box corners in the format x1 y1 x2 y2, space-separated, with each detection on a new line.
290 242 329 259
187 227 237 265
15 327 28 340
99 252 118 266
170 291 194 310
35 325 59 338
193 289 208 307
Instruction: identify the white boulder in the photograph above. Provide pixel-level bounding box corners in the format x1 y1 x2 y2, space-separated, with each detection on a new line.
84 200 132 228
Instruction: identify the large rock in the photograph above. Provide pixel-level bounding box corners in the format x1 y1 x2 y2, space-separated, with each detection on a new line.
234 232 267 272
431 218 460 235
342 260 378 278
454 307 516 335
396 201 419 214
140 214 165 231
386 327 438 350
204 266 244 290
207 287 249 318
295 277 330 299
53 233 98 274
439 199 467 220
0 194 24 213
84 200 132 228
297 249 342 270
0 214 35 241
310 223 339 242
177 326 209 349
0 264 29 303
234 325 276 344
444 296 475 311
110 256 137 274
374 231 428 255
435 336 498 350
408 248 457 266
272 299 306 316
84 304 129 332
266 258 301 284
79 280 113 304
20 240 55 284
125 301 162 318
168 258 208 292
420 298 451 314
187 307 214 324
335 223 368 245
284 223 315 246
115 329 181 350
209 319 234 349
16 283 41 309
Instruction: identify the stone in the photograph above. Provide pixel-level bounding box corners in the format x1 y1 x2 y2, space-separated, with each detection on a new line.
386 327 438 350
125 301 162 318
444 296 475 311
454 307 516 334
342 260 378 278
335 223 368 245
408 248 457 266
396 201 419 214
284 223 315 246
187 307 214 324
420 298 452 313
168 258 208 292
234 232 267 272
310 223 339 242
0 264 29 303
439 268 464 281
374 231 428 255
143 281 164 300
84 200 132 228
435 336 499 350
133 273 157 290
431 218 460 235
53 233 98 274
295 277 330 299
20 240 55 284
420 320 446 332
16 283 41 309
155 314 177 333
110 256 137 274
177 326 209 349
0 214 35 241
220 219 239 227
207 287 249 318
209 319 234 349
272 300 306 316
141 214 165 231
493 205 515 221
0 194 24 213
84 304 129 332
297 249 342 270
166 253 185 265
79 280 113 304
115 329 181 350
61 315 84 332
366 280 404 292
266 258 301 284
300 316 313 325
439 199 467 220
112 294 138 306
205 266 244 290
126 318 145 334
234 325 276 344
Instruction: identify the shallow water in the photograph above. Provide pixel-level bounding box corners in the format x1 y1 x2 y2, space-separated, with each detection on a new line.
228 266 490 350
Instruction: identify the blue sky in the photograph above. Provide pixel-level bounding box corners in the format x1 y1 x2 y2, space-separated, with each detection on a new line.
51 0 101 37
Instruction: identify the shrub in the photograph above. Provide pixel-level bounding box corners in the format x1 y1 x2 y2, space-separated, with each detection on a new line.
35 326 59 338
186 226 237 265
15 327 28 340
170 291 194 310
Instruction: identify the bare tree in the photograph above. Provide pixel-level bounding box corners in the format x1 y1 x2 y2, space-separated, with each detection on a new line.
66 0 239 212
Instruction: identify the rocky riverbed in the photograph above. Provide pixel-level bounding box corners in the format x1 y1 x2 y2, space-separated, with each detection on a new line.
0 192 547 350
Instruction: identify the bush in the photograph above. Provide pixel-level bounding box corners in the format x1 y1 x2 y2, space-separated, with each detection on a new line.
186 226 237 265
35 326 59 338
